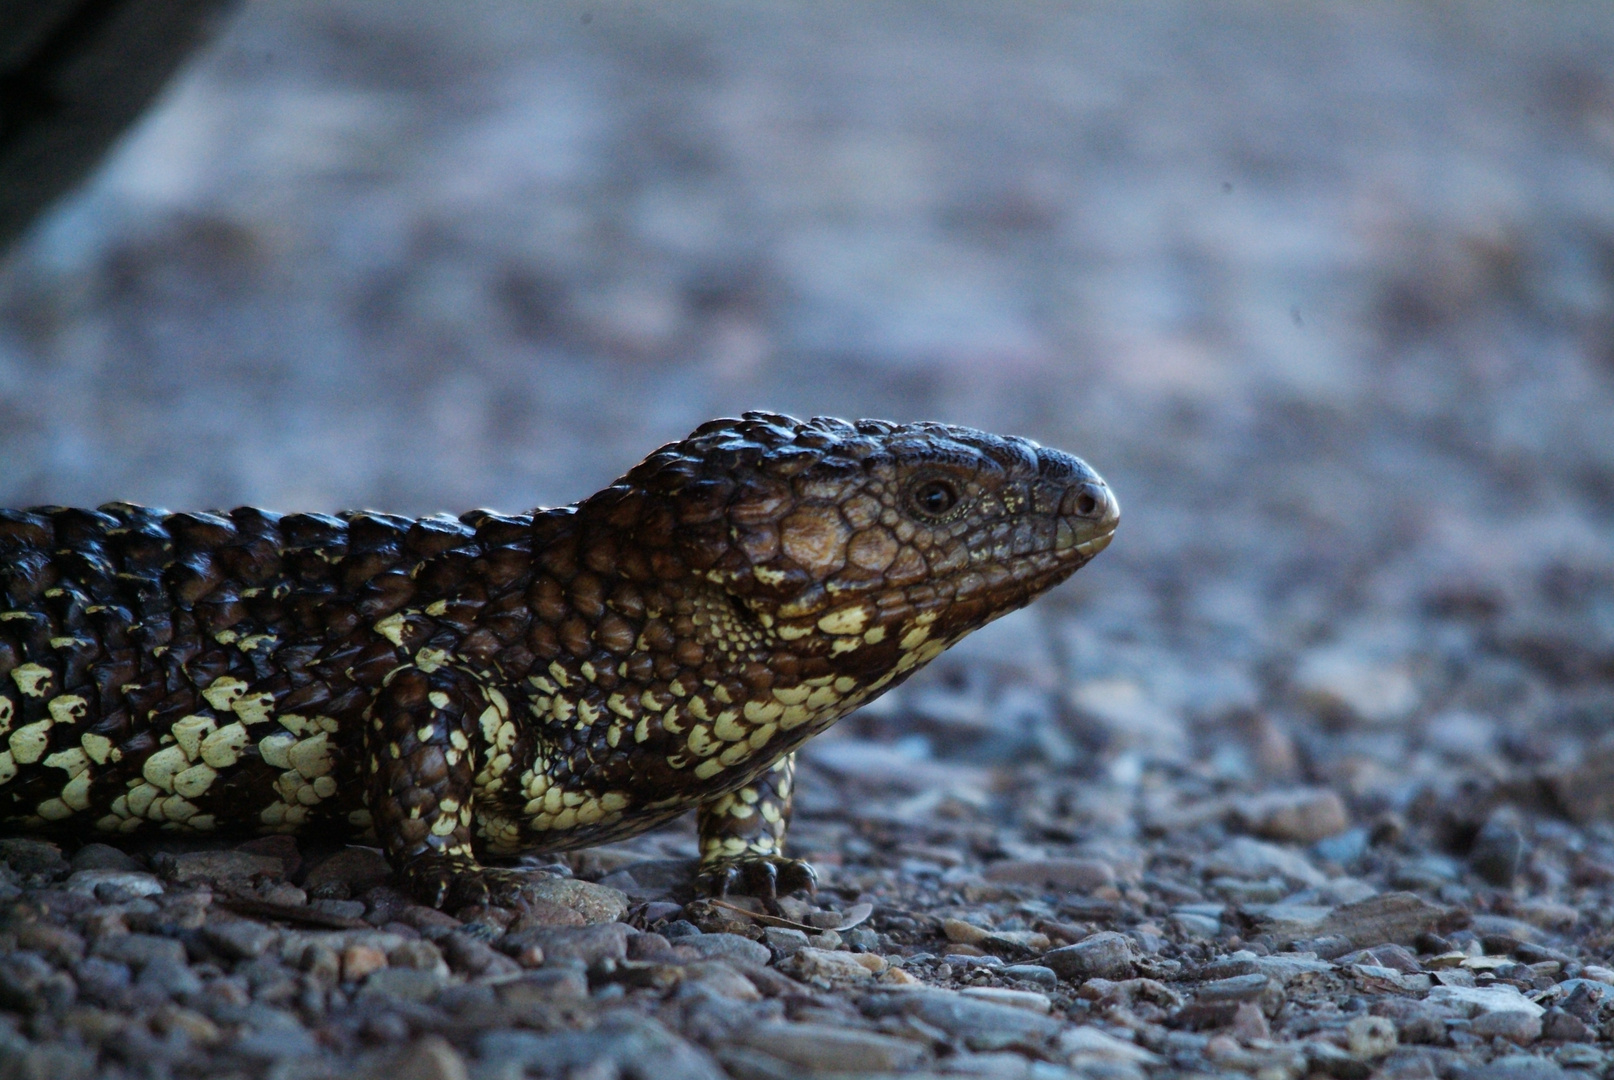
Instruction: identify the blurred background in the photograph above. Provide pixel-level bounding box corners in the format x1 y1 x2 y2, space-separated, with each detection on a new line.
2 1 1613 854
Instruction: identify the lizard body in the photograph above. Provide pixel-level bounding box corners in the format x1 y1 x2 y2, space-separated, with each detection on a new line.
0 413 1117 907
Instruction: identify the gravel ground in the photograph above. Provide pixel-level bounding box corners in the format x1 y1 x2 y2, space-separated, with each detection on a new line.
1 3 1614 1078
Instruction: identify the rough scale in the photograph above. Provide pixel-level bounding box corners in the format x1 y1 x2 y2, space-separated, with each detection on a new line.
0 413 1118 909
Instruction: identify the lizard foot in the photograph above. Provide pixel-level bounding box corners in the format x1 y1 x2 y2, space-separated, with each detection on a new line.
694 856 817 904
398 855 545 912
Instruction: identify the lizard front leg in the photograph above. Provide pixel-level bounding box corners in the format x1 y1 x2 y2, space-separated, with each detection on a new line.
364 663 528 910
695 752 816 902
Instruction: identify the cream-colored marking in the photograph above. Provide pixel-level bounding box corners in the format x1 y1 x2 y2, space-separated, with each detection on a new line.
416 648 448 673
486 686 509 717
189 815 216 830
173 763 218 799
831 638 861 655
0 750 15 784
234 693 275 726
743 700 782 724
109 794 128 817
37 798 72 820
833 676 857 694
719 743 750 766
258 731 296 769
713 683 733 704
917 640 946 662
542 786 563 813
806 685 841 710
428 691 451 710
373 613 409 646
687 725 718 757
11 664 52 697
260 802 287 826
548 661 571 689
694 758 725 780
288 733 332 779
127 783 159 817
772 686 811 706
80 733 112 765
863 625 888 645
283 803 308 826
0 696 11 736
10 720 52 764
580 662 597 683
818 606 869 636
552 807 578 830
760 802 783 823
200 723 248 768
739 787 759 803
171 715 215 758
96 815 121 832
309 775 337 799
160 795 198 822
296 783 322 806
748 722 777 749
47 695 87 725
776 623 812 641
213 630 238 645
549 697 575 723
600 791 629 812
754 566 787 586
577 700 599 726
201 677 248 712
425 600 448 616
238 633 276 652
633 717 651 743
714 712 748 742
606 725 621 748
43 747 88 778
900 625 931 650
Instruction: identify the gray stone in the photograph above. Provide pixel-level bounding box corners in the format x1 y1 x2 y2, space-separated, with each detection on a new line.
0 952 75 1012
1232 787 1350 842
1042 931 1136 981
1471 811 1525 887
202 921 279 960
682 931 771 967
981 857 1116 891
94 933 187 969
64 869 163 902
477 1013 724 1080
1466 1055 1566 1080
136 957 203 999
0 838 66 876
762 927 811 956
732 1021 925 1072
1471 1010 1542 1044
1204 837 1328 887
1170 911 1221 938
361 966 449 1002
1198 973 1269 1001
1002 964 1058 988
1426 984 1545 1017
499 922 631 968
519 876 630 925
68 844 142 873
862 988 1064 1051
151 850 283 887
1540 1008 1595 1043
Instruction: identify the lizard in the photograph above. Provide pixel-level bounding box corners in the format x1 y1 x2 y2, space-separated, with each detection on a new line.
0 412 1118 909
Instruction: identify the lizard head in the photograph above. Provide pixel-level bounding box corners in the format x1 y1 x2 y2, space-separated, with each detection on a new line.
610 411 1117 690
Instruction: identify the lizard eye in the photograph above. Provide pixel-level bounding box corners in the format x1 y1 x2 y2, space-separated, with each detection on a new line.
907 477 962 520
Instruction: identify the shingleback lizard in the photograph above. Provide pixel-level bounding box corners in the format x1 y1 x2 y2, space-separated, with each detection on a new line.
0 413 1118 909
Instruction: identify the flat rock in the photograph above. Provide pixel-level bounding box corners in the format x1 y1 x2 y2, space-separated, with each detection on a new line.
1260 891 1451 947
732 1021 925 1072
500 922 632 968
863 988 1064 1051
1205 837 1328 887
681 932 770 967
1043 931 1137 981
788 946 874 982
302 848 391 896
151 850 283 887
520 876 629 925
1426 984 1546 1017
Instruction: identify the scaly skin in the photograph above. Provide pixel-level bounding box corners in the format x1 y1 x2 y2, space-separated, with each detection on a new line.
0 413 1118 910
